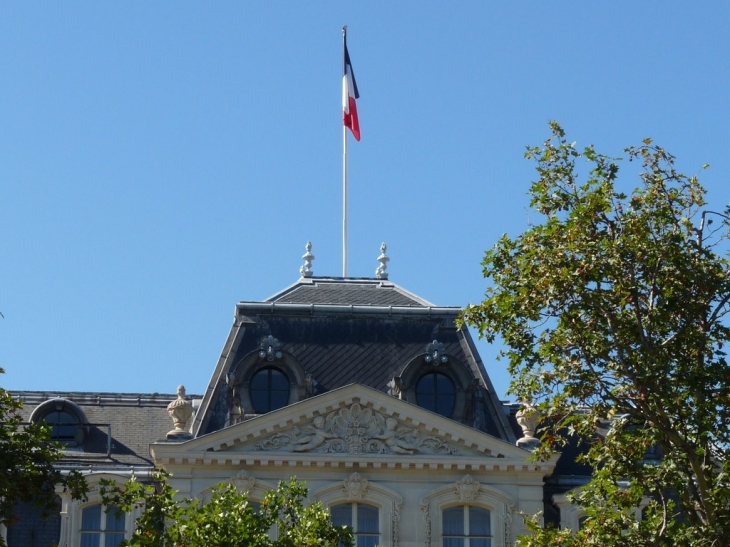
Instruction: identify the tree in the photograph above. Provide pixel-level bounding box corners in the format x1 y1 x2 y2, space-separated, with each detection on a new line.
463 123 730 546
0 368 87 545
100 472 353 547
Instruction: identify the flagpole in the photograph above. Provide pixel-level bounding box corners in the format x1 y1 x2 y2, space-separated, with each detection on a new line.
342 25 348 278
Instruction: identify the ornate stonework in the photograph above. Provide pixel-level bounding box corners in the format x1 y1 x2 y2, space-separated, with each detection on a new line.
259 335 283 362
392 496 403 547
300 241 314 278
516 402 541 449
167 385 193 440
454 474 481 502
375 242 389 280
255 403 459 455
424 339 449 365
342 472 369 500
420 501 431 547
229 470 256 494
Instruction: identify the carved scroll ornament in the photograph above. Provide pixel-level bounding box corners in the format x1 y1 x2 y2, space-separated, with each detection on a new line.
255 403 459 455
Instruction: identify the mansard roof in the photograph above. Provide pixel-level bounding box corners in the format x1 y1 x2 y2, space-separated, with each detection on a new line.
266 277 435 306
14 391 196 472
193 276 514 445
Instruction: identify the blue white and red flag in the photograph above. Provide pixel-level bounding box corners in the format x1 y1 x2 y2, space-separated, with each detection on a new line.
342 37 360 141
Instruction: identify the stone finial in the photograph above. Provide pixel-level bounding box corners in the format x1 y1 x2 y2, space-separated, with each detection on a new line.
516 402 541 449
300 241 314 278
259 335 283 362
376 242 389 279
424 340 448 365
167 385 194 440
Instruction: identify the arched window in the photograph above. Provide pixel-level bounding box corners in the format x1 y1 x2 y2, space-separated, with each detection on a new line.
29 398 88 446
442 505 491 546
330 503 379 547
422 477 512 547
249 367 290 413
416 372 455 417
80 504 125 547
45 409 78 442
312 475 400 547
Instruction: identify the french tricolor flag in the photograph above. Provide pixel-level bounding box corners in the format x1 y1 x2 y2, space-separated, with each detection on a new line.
342 36 360 141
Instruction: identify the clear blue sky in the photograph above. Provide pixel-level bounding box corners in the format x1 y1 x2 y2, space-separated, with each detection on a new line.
2 3 729 399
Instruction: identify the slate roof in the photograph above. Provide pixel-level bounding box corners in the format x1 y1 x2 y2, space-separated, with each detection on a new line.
194 277 513 443
266 277 434 306
13 391 200 471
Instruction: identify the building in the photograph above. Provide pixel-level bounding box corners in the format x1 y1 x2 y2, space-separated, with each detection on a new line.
6 248 582 547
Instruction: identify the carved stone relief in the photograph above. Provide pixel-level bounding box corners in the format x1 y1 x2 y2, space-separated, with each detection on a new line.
256 403 459 455
454 474 481 502
342 472 369 500
420 500 431 547
259 335 283 362
392 496 403 547
229 470 256 494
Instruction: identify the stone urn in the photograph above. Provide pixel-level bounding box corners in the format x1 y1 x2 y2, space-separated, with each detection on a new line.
516 402 541 450
167 385 193 440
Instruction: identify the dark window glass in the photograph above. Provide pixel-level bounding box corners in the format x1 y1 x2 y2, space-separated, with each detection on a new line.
416 372 455 417
442 505 491 547
80 504 125 547
250 367 290 413
331 503 379 547
44 410 78 441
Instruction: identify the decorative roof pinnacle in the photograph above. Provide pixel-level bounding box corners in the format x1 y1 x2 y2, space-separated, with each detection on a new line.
300 241 314 278
376 242 389 279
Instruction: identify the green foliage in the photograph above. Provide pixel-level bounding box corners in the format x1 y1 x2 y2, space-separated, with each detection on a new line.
100 472 353 547
0 368 87 546
463 123 730 546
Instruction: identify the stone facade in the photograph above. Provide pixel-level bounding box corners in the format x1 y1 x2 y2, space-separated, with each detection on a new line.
6 276 581 546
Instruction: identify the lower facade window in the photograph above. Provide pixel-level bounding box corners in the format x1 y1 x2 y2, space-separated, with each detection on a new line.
442 505 491 547
330 502 379 547
80 504 125 547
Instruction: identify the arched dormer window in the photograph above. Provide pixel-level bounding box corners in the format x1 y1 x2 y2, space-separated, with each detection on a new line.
416 372 455 417
29 398 88 447
396 347 476 423
226 338 308 421
250 366 290 413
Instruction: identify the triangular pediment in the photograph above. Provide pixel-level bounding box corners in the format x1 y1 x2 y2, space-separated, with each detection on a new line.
152 384 537 467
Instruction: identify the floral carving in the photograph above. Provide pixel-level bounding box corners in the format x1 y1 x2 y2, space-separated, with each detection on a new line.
255 403 459 455
342 472 369 500
392 496 403 547
424 339 449 365
454 474 481 502
259 335 283 362
420 499 431 547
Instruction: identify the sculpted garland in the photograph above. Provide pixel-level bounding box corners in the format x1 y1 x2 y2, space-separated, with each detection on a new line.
255 403 459 455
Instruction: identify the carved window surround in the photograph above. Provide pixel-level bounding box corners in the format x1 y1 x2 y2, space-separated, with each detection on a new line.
420 476 514 547
395 349 476 423
313 473 403 547
197 469 277 504
552 490 647 533
226 341 308 423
